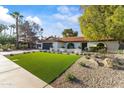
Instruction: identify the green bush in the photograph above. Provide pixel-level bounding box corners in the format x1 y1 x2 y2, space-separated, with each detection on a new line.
89 46 98 52
10 44 16 50
89 46 107 52
98 48 107 54
19 44 28 49
10 54 14 56
2 45 8 51
0 44 2 49
23 52 27 54
67 52 70 55
1 44 16 51
0 34 16 45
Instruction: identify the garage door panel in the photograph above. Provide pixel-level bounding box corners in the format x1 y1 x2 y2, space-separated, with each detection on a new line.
43 43 52 50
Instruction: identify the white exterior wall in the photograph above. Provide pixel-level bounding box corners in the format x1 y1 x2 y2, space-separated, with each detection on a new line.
52 42 64 51
87 41 119 51
36 43 43 49
65 42 81 49
51 42 82 53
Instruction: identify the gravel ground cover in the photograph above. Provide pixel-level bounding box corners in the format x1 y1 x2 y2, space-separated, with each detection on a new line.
51 54 124 88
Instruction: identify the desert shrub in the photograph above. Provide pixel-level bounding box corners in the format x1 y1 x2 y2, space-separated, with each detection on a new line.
80 53 83 55
67 52 70 55
52 51 55 53
117 50 124 54
10 44 16 50
66 74 77 81
27 52 30 53
79 62 86 67
78 46 81 49
76 53 79 55
71 51 74 53
98 48 107 54
61 46 65 48
10 54 14 56
19 44 28 49
79 62 91 68
2 44 8 51
23 52 27 54
89 46 98 52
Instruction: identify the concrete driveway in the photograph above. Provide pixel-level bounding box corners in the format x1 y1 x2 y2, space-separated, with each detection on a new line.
0 50 53 88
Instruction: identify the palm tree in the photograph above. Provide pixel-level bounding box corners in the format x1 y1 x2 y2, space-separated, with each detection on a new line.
0 24 8 35
0 24 4 33
10 12 23 49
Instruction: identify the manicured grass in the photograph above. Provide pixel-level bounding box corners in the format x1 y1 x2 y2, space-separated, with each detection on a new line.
7 52 80 83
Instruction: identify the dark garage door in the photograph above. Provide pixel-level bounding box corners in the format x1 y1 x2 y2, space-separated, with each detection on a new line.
43 43 53 50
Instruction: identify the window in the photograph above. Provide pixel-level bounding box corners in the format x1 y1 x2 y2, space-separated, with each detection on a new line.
67 43 75 49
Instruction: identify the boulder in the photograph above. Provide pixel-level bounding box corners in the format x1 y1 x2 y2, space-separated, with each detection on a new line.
85 55 91 59
101 58 114 68
84 59 99 69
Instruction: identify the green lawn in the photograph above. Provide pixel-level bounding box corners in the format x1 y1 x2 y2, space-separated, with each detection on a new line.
8 52 80 83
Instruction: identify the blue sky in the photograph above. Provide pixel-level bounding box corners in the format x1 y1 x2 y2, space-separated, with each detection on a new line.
1 5 82 37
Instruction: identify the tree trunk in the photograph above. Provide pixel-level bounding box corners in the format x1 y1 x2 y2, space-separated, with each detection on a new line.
16 17 19 49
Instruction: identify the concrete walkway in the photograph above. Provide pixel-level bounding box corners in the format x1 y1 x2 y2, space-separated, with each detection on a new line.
0 50 53 88
0 49 39 56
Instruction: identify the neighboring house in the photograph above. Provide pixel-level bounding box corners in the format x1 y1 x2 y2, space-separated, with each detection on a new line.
36 36 123 53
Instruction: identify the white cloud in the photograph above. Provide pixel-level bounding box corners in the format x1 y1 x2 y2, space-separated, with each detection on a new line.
57 6 79 14
0 6 15 25
53 6 81 25
68 14 81 24
42 22 67 37
57 6 70 14
26 16 42 26
54 22 66 29
53 13 80 24
53 13 68 20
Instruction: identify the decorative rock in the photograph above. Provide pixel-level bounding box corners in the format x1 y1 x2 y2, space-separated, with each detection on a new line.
84 59 99 69
101 58 114 68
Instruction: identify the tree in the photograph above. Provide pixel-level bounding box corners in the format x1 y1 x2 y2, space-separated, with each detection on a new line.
31 22 43 39
62 29 78 37
0 33 15 45
10 12 23 49
0 24 5 33
79 5 121 41
106 6 124 41
0 24 8 34
9 24 16 36
20 21 43 48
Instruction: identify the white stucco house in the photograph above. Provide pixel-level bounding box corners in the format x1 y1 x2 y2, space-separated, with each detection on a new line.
36 36 123 53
